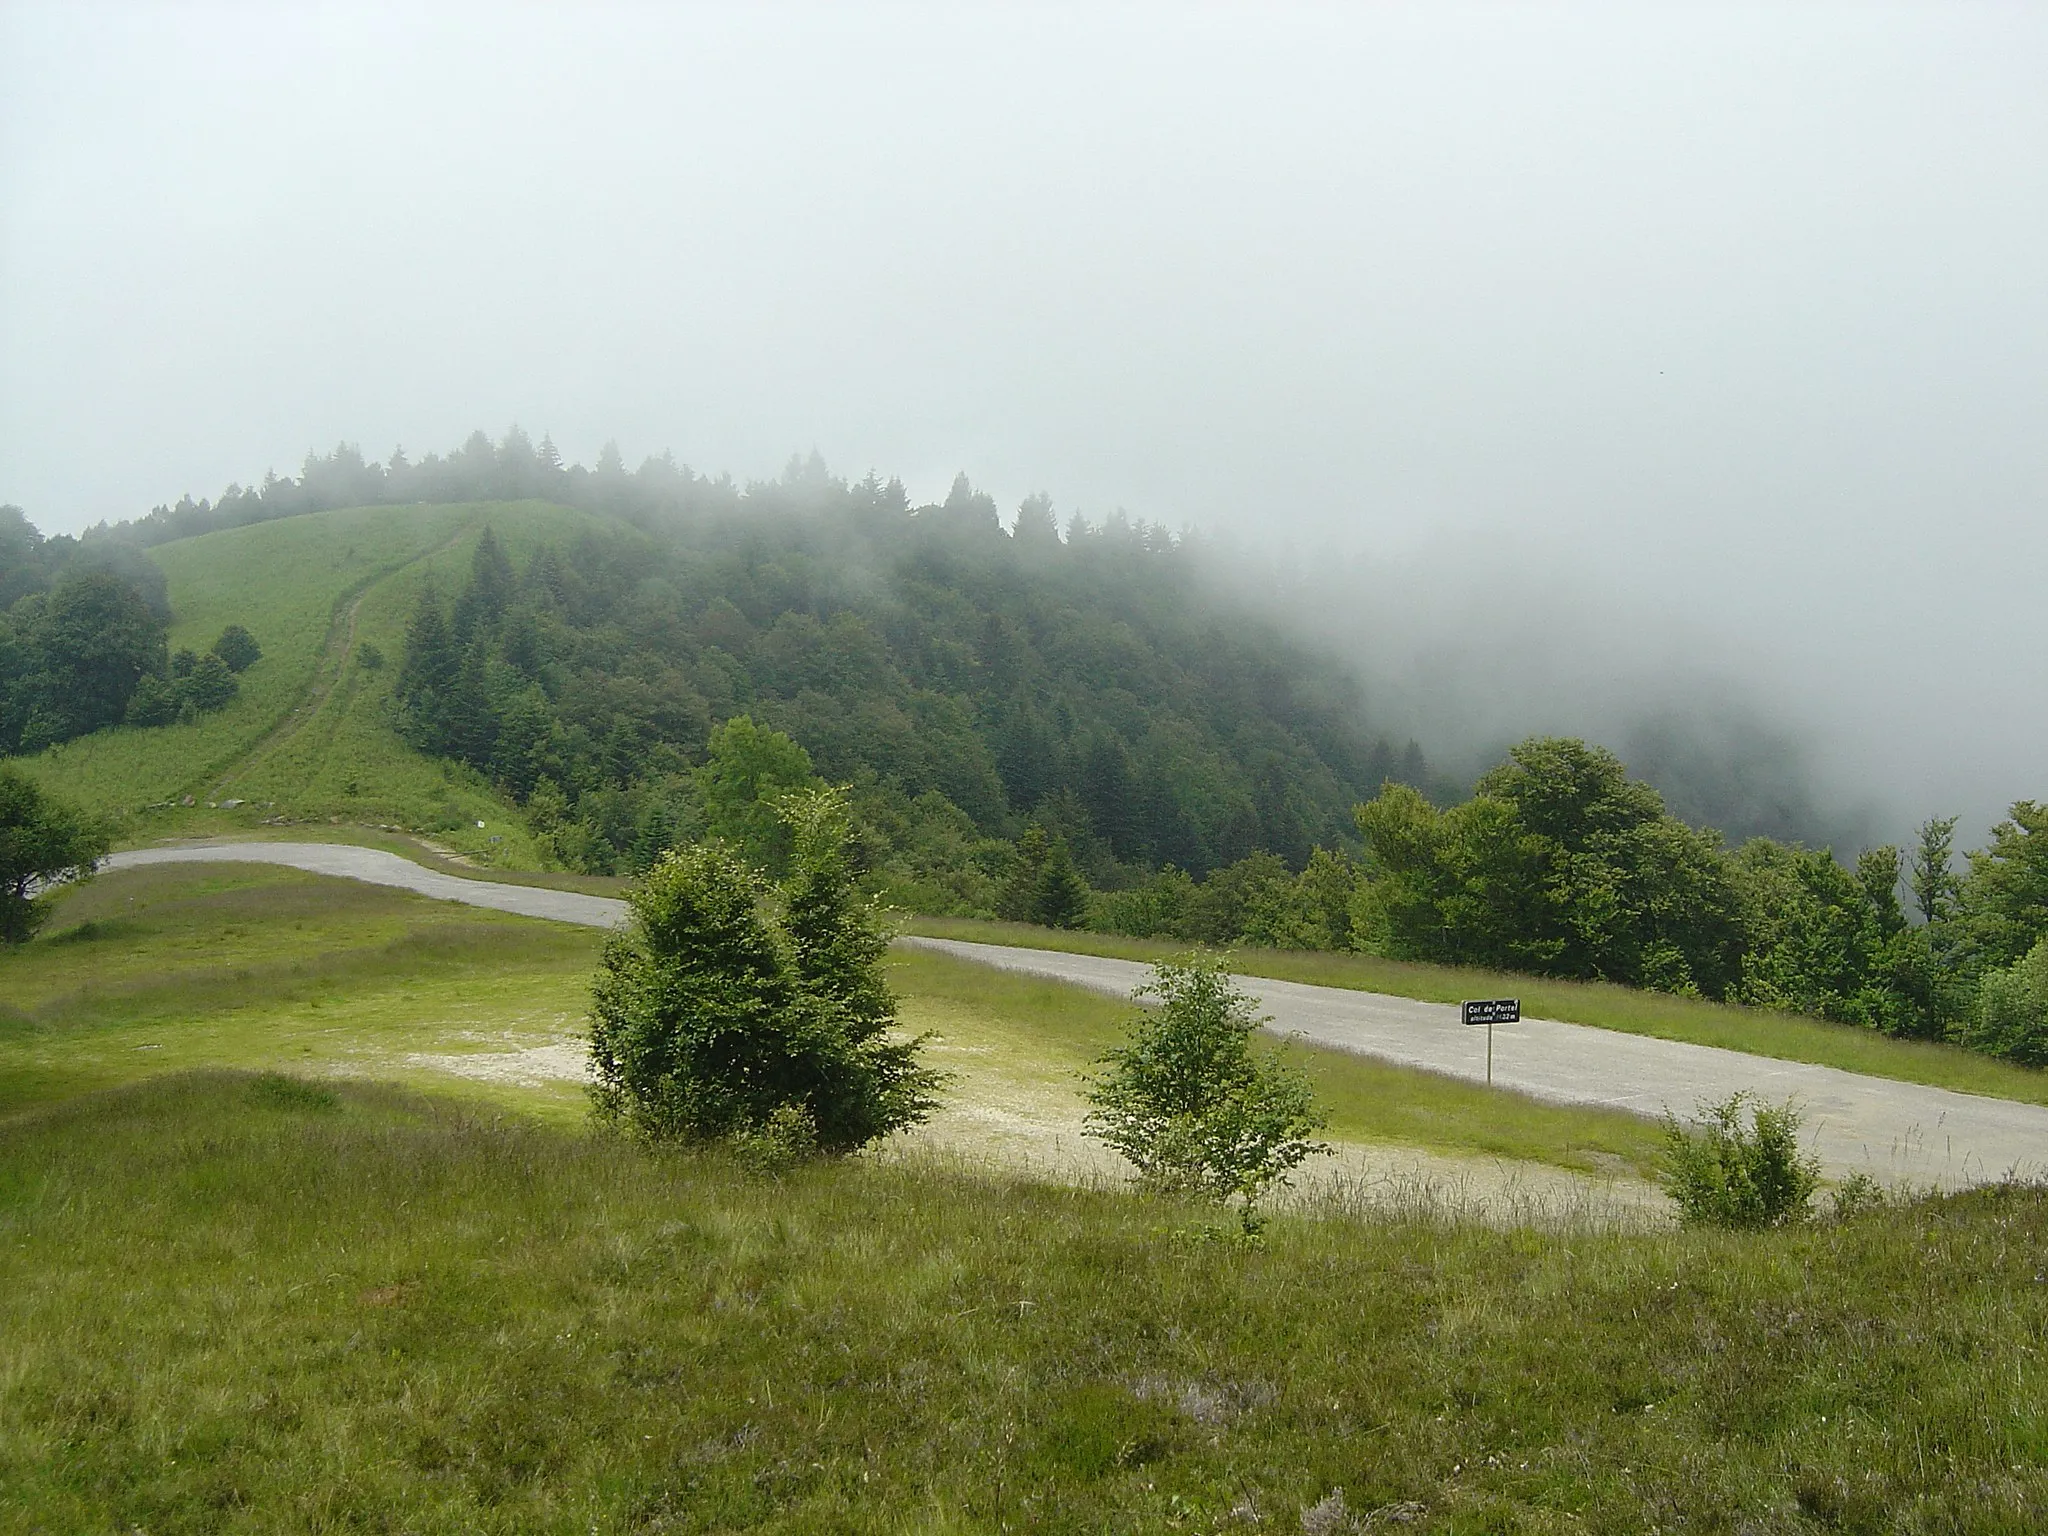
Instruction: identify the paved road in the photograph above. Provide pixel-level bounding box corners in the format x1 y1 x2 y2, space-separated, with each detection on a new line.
903 939 2048 1190
104 842 2048 1189
106 842 629 928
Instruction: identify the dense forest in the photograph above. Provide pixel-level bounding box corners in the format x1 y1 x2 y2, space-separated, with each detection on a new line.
390 487 1429 894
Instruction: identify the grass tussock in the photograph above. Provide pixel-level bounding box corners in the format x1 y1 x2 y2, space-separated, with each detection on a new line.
2 1071 2044 1533
907 915 2048 1106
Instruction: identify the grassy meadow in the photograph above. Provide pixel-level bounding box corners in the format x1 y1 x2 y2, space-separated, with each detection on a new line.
907 915 2048 1107
0 863 1663 1178
3 1070 2045 1533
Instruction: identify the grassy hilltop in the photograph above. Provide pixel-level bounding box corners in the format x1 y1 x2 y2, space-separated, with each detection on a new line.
12 500 608 863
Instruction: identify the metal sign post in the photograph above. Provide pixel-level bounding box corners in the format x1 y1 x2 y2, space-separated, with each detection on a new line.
1460 998 1520 1085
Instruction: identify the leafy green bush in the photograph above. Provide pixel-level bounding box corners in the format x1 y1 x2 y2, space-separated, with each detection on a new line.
1085 959 1328 1224
1958 938 2048 1066
1659 1092 1820 1229
210 623 262 673
0 765 109 943
587 786 940 1154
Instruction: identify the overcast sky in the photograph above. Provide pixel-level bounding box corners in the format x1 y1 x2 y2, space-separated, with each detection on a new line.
3 3 2043 837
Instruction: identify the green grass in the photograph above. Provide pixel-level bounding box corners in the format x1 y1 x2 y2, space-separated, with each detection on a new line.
12 499 618 868
3 1069 2044 1532
905 915 2048 1107
0 862 604 1121
0 864 1661 1181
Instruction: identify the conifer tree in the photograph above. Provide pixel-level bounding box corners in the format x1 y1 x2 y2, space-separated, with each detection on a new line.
1033 834 1091 929
587 794 939 1154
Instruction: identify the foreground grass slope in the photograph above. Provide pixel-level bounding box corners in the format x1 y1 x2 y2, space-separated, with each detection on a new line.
3 1071 2043 1534
911 916 2048 1106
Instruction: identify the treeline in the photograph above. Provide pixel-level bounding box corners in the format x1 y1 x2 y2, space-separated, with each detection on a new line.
0 507 259 753
392 485 1429 886
1086 738 2047 1062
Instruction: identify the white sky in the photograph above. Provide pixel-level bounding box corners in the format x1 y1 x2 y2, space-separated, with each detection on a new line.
2 3 2043 834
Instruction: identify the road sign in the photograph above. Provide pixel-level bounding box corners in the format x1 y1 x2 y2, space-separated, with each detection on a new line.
1461 998 1520 1026
1460 998 1518 1083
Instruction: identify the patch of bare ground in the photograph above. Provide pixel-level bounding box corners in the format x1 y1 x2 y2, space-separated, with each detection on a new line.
390 1027 1665 1226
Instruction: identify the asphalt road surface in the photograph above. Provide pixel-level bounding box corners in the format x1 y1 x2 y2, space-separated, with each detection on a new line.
103 841 2048 1189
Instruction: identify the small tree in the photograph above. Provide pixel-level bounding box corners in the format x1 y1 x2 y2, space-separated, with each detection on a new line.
0 766 110 943
210 624 261 673
180 651 239 713
1032 834 1091 928
587 789 939 1155
1659 1092 1820 1229
1085 959 1329 1225
693 715 818 873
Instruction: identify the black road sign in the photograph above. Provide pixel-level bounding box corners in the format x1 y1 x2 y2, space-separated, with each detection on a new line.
1461 998 1520 1026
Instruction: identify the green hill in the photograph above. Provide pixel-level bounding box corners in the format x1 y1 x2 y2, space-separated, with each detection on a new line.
11 501 610 864
8 475 1435 885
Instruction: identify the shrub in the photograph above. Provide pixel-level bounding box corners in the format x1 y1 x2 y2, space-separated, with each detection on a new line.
1956 938 2048 1066
587 786 940 1154
0 765 109 943
1829 1170 1888 1220
179 652 239 712
1085 959 1329 1225
123 673 179 728
1658 1092 1820 1229
210 624 261 672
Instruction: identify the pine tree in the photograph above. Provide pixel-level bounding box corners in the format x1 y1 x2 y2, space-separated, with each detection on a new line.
396 589 459 752
1012 492 1060 550
587 804 939 1154
999 825 1052 921
453 526 516 640
1033 834 1091 929
1911 815 1961 925
443 644 498 771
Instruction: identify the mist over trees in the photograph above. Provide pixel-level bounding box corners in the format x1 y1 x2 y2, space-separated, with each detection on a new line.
392 470 1428 891
14 425 2045 1064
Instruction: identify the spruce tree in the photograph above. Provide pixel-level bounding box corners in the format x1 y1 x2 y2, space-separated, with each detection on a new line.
587 794 939 1154
396 589 458 753
1033 835 1091 929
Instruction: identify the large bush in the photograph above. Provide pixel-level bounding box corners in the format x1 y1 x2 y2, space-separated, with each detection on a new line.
0 766 109 943
1957 938 2048 1066
587 786 939 1154
1352 740 1743 996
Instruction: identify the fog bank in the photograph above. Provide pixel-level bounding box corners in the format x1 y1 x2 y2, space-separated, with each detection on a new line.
3 3 2042 843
